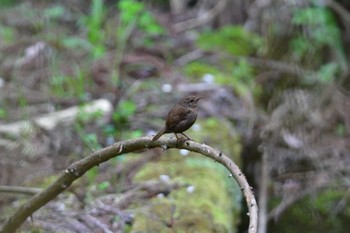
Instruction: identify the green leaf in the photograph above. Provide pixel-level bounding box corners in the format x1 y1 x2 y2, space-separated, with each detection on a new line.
317 63 339 83
292 7 341 48
113 100 137 122
62 37 92 50
197 26 263 56
44 5 65 19
86 167 98 183
0 25 15 43
0 108 7 119
98 181 110 190
130 130 143 138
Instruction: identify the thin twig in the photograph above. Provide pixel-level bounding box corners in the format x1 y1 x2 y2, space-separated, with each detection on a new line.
173 0 228 33
0 185 42 195
327 0 350 25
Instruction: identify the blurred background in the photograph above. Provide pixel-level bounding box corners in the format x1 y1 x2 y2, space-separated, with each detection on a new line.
0 0 350 232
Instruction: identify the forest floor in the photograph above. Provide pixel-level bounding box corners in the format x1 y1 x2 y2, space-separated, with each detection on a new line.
0 1 247 232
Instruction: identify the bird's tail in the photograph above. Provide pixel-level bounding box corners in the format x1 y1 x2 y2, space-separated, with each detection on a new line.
152 127 166 141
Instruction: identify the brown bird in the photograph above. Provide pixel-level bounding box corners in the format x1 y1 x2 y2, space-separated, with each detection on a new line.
152 95 203 142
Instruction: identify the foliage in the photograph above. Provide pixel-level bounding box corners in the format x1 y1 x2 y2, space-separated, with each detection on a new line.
0 24 15 44
73 104 105 155
109 99 139 138
1 1 349 232
81 0 106 59
112 100 137 124
86 166 99 186
336 123 346 137
76 105 104 124
117 0 165 43
43 5 65 20
291 6 347 73
197 26 263 56
61 36 92 51
50 64 90 100
184 59 260 98
0 107 7 119
316 62 339 84
0 0 17 7
270 189 350 233
186 25 264 99
97 181 111 190
112 0 165 85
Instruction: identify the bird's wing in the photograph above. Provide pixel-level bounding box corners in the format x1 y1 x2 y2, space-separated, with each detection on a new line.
166 106 197 132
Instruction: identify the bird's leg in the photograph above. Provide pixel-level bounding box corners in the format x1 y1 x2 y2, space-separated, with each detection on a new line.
174 133 186 144
180 133 192 141
174 133 181 145
174 133 191 144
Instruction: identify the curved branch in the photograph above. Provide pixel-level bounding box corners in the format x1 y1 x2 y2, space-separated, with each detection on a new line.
0 136 258 233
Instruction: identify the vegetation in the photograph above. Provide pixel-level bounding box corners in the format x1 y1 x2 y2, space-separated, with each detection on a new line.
0 0 350 233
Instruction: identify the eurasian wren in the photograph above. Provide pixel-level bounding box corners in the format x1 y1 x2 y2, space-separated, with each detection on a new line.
152 95 203 141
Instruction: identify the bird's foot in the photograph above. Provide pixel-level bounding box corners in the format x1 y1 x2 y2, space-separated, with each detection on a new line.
175 134 192 145
177 137 190 144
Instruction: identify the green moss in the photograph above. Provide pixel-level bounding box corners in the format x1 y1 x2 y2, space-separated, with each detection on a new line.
133 151 241 233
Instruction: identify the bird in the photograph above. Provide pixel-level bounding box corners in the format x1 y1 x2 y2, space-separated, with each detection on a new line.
152 95 203 142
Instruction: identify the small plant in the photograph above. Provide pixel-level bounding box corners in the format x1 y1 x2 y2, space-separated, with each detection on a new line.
76 105 104 124
0 24 15 44
112 0 165 86
75 0 164 86
317 62 339 84
189 26 262 97
117 0 164 45
112 99 137 125
291 6 346 73
74 123 102 151
107 99 138 139
184 59 259 97
43 5 65 20
79 0 106 59
196 26 263 56
0 107 7 119
50 64 90 100
0 0 16 7
85 166 99 186
98 181 110 191
74 105 105 151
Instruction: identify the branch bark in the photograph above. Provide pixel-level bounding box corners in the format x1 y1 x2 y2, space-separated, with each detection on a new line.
0 136 258 233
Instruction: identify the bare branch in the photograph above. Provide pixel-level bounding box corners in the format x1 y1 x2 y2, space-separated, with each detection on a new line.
258 152 269 233
0 185 42 195
173 0 228 33
267 186 325 221
0 136 258 233
327 0 350 26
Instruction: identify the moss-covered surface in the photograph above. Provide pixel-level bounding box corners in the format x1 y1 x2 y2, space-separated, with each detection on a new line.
129 117 242 232
192 118 242 162
131 150 241 233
